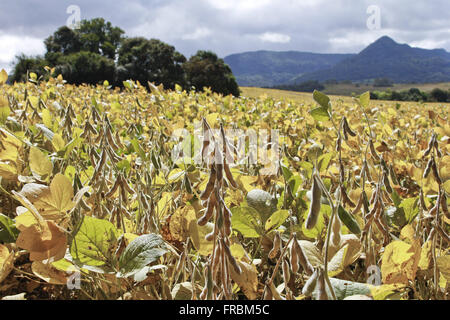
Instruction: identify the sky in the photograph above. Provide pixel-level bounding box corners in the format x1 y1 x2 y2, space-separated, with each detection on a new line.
1 0 449 73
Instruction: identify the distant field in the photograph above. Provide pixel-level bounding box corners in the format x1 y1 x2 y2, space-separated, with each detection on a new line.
320 82 450 96
242 83 450 97
240 86 450 107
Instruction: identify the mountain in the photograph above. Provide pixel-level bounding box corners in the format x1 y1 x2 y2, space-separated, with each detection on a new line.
223 51 354 87
224 36 450 87
291 36 450 84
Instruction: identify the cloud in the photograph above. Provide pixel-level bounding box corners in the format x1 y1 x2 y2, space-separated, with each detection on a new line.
182 27 212 40
258 32 291 44
0 0 448 69
0 33 46 73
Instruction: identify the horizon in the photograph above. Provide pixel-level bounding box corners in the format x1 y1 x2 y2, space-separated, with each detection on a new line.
1 0 450 73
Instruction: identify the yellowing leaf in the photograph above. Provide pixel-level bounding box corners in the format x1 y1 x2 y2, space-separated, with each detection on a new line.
0 69 8 84
29 147 53 178
436 256 450 281
381 240 421 285
169 206 197 242
205 113 220 128
52 133 65 152
156 192 172 218
265 209 289 231
15 209 39 229
190 222 214 256
370 283 406 300
0 244 14 283
327 234 361 277
230 243 247 261
418 241 433 271
237 175 257 192
33 173 75 219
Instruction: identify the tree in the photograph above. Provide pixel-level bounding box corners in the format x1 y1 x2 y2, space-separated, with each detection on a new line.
10 54 48 83
183 51 240 96
117 37 186 89
44 18 124 60
13 18 124 86
430 88 448 102
54 51 116 85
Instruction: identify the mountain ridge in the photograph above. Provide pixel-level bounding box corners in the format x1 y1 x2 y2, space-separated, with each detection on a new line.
224 36 450 87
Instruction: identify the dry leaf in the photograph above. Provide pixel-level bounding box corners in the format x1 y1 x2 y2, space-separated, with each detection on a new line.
31 261 68 285
0 244 14 283
436 256 450 281
16 220 67 262
229 260 258 300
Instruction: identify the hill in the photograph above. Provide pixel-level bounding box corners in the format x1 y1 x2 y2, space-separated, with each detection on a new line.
291 36 450 84
223 51 354 87
225 36 450 87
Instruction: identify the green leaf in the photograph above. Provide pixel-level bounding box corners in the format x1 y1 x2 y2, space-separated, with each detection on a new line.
230 206 262 238
302 204 329 239
131 138 146 161
391 189 402 207
298 161 314 180
385 206 407 229
117 159 131 174
310 106 330 122
0 213 19 243
318 153 333 173
123 80 133 90
313 90 330 110
29 147 53 178
359 91 371 109
0 105 9 125
70 216 119 268
265 210 289 231
118 234 168 278
288 174 302 196
281 164 293 182
399 197 419 224
338 205 361 235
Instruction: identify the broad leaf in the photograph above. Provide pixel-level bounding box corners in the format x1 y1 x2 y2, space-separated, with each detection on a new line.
265 210 289 231
230 206 262 238
118 234 168 278
70 216 119 268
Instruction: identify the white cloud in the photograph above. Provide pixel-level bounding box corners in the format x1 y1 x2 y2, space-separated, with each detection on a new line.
410 39 449 50
0 33 45 73
182 27 212 40
258 32 291 44
205 0 271 11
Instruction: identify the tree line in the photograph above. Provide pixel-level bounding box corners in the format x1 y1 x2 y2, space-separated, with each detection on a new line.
11 18 240 96
370 87 450 102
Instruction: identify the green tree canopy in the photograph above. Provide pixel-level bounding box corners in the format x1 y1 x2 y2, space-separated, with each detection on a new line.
117 37 186 89
44 18 124 60
183 51 240 96
10 54 48 83
54 51 116 85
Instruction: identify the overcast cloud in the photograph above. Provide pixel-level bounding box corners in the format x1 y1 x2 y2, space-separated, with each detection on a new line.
0 0 449 72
